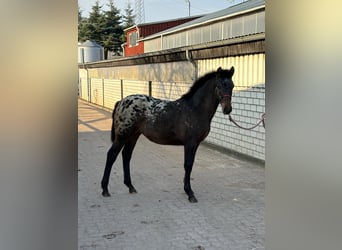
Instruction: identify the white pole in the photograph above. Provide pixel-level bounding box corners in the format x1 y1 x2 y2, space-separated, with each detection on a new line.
185 0 190 16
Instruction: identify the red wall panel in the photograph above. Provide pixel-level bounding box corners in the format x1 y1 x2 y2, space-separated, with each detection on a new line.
123 16 201 56
124 42 144 56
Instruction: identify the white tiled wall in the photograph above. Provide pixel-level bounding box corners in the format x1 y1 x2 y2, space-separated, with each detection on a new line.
198 54 265 160
206 86 265 160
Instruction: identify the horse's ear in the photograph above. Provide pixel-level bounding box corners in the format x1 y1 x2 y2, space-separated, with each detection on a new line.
230 66 235 76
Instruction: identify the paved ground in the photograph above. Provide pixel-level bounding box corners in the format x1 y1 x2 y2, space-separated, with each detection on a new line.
78 99 265 250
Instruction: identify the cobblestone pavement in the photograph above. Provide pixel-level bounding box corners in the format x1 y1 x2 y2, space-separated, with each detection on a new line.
78 99 265 250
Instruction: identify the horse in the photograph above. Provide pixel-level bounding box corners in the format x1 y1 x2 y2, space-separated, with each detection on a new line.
101 66 235 203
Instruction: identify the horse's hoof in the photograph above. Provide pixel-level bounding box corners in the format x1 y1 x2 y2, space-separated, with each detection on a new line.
129 187 137 193
188 196 198 203
102 191 111 197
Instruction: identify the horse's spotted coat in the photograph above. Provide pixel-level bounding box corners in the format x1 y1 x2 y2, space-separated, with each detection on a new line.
102 67 235 202
114 94 170 137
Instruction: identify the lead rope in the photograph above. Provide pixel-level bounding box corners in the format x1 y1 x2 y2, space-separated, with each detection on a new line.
228 112 266 130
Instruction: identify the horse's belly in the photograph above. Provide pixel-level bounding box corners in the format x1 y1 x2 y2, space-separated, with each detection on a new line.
145 135 183 145
142 126 183 145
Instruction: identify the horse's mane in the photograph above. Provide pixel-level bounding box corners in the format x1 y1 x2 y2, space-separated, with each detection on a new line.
181 71 217 100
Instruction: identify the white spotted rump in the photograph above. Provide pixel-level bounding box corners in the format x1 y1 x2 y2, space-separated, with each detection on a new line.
113 94 171 139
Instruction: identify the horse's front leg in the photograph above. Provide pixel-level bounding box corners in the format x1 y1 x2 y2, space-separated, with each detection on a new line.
183 142 199 203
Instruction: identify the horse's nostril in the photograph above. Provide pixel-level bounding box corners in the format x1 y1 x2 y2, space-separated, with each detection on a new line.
224 107 232 114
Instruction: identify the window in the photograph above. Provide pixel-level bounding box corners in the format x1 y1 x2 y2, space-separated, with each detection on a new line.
129 32 138 46
211 23 222 41
188 27 201 45
244 14 257 35
222 20 232 39
232 16 243 38
202 26 210 43
256 11 265 33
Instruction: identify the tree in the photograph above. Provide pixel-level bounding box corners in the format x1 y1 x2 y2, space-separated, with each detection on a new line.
78 0 126 58
102 0 123 58
122 1 135 29
121 1 136 44
78 7 88 42
86 0 105 44
78 7 82 23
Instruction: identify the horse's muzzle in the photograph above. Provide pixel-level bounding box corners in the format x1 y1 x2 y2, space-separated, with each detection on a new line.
220 96 232 114
221 104 232 114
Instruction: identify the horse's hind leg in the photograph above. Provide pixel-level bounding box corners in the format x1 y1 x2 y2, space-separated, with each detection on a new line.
122 134 140 193
101 141 124 197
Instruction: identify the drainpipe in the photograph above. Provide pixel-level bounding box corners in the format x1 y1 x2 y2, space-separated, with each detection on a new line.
121 43 126 57
81 48 90 102
84 65 90 102
185 49 197 82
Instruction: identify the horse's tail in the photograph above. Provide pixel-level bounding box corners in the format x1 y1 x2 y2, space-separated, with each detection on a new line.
111 101 120 142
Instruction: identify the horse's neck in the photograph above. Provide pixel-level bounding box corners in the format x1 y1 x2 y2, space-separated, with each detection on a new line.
188 79 219 119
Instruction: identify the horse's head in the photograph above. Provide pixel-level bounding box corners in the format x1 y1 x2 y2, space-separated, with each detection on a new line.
215 66 235 114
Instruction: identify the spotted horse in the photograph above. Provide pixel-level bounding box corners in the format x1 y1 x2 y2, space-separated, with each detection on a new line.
101 67 235 202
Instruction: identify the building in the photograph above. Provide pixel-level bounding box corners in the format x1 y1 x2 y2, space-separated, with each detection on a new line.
122 16 202 57
142 0 265 53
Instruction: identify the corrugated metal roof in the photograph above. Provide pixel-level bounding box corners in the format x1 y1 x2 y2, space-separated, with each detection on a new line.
80 40 103 48
139 17 202 38
143 0 265 40
123 15 203 32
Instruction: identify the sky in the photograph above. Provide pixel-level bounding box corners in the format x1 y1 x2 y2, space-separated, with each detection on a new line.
78 0 245 23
